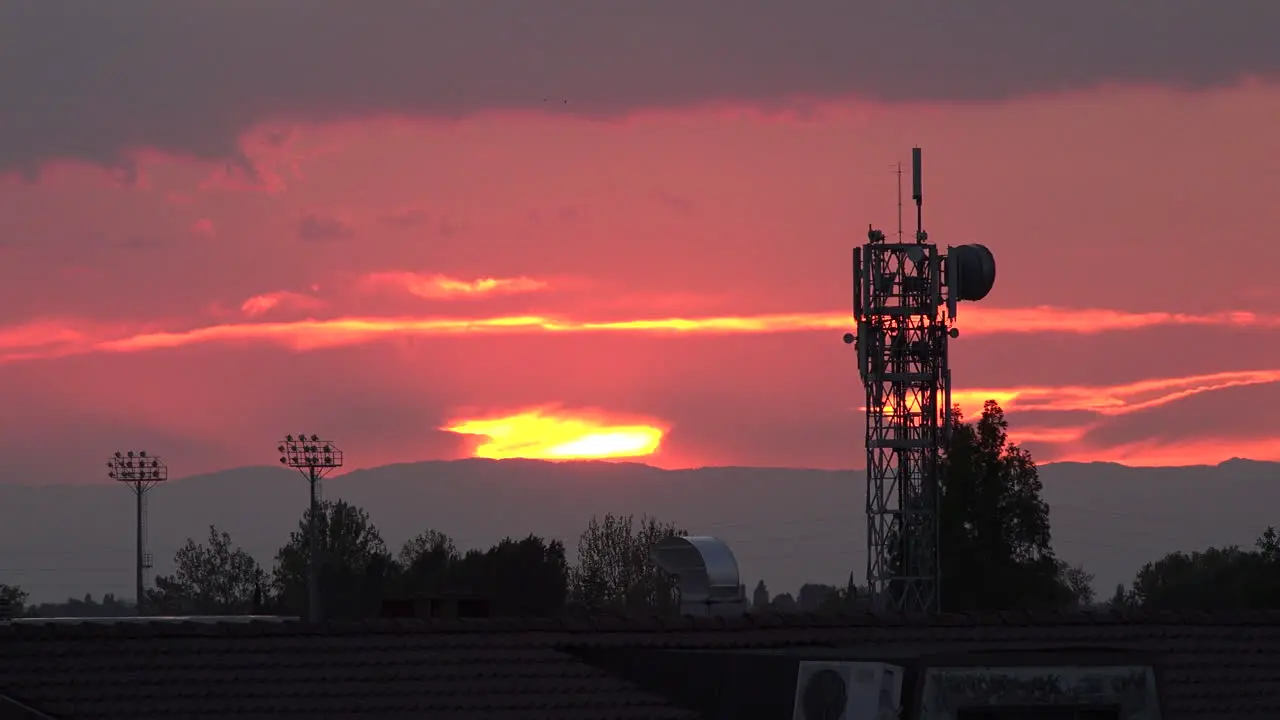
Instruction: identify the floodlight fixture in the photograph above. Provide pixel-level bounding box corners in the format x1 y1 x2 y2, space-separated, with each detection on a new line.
107 453 169 485
277 433 343 624
108 450 169 616
279 435 343 473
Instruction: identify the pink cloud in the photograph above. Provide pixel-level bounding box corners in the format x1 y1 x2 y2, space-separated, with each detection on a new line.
3 304 1278 363
191 218 216 237
239 291 326 318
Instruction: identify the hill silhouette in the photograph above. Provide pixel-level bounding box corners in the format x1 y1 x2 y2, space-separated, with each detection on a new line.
0 458 1274 603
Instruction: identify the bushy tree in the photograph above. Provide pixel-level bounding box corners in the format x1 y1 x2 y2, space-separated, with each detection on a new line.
1130 528 1280 610
1057 562 1096 609
397 529 459 594
571 513 685 615
451 535 569 616
149 525 267 615
273 500 393 620
937 401 1076 611
1108 583 1134 610
0 583 28 617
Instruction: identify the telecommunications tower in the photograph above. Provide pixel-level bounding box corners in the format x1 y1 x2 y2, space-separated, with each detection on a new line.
278 434 343 623
108 450 169 615
843 148 996 614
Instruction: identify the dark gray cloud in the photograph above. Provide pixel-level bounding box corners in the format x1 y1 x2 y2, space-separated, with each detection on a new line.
2 1 1278 176
296 213 355 243
377 209 431 230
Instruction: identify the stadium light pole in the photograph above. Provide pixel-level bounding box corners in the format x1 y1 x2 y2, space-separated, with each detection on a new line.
108 450 168 616
278 434 343 623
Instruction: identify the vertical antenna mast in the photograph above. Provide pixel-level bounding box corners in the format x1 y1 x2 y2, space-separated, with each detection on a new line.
896 162 904 243
912 147 923 240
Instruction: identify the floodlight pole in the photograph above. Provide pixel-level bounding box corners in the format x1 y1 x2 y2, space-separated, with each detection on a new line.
278 435 343 624
136 489 144 609
307 464 320 623
108 451 168 616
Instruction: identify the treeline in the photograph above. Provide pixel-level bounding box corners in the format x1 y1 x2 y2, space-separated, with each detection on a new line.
145 509 689 620
3 401 1277 618
0 509 694 620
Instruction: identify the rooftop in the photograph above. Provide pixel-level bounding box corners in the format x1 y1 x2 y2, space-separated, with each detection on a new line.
0 610 1277 719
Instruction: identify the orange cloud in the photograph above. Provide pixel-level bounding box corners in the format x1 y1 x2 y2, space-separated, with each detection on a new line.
1 305 1278 363
239 291 326 318
859 370 1280 457
0 320 87 352
951 369 1280 419
1004 425 1093 445
361 272 549 300
444 406 666 460
1052 435 1280 467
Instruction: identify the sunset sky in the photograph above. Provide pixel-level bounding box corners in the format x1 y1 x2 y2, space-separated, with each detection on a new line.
2 2 1280 483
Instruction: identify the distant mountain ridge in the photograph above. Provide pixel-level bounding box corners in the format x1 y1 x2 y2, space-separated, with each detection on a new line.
0 457 1274 603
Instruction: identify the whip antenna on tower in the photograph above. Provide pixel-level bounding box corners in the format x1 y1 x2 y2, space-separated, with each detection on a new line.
108 450 168 615
895 162 904 243
278 434 343 623
842 147 997 614
912 147 923 236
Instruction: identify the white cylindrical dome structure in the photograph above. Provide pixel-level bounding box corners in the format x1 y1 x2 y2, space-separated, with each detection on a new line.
650 535 746 617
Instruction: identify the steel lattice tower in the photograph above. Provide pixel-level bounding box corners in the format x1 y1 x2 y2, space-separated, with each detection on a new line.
844 148 996 614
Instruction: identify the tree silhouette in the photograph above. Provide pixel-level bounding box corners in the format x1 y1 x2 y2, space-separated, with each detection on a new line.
27 592 134 618
751 580 770 610
149 525 267 615
1108 583 1133 610
273 500 393 620
451 535 569 616
816 573 866 613
1129 528 1280 611
1057 562 1096 608
571 513 684 614
797 583 839 612
0 583 27 617
770 592 798 612
396 529 459 595
937 401 1073 611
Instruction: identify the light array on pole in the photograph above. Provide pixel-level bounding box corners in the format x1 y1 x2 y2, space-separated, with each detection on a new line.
279 434 343 472
108 450 169 485
277 433 342 624
108 449 169 616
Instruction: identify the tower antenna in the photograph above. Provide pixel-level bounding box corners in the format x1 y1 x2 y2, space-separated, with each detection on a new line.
895 162 904 243
108 450 168 616
843 146 997 614
278 434 344 623
912 147 923 239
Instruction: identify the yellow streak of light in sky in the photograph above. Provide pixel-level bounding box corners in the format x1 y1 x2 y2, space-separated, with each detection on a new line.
444 407 665 460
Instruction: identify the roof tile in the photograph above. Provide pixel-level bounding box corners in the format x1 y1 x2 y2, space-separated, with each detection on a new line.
5 610 1280 719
